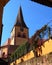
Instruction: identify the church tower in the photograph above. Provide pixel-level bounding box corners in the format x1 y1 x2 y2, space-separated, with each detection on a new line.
0 0 9 46
10 7 29 46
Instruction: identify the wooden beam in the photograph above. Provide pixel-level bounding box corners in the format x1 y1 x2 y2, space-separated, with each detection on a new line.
32 0 52 7
0 0 9 7
0 0 9 46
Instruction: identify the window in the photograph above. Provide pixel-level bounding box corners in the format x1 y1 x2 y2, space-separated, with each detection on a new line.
22 33 26 38
17 32 21 37
2 52 5 58
20 27 24 32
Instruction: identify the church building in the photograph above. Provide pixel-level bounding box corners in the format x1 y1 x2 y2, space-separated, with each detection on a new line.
10 7 29 46
0 1 52 65
0 6 29 60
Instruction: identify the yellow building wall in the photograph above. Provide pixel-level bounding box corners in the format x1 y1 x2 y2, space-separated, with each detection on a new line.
10 50 34 65
22 50 34 61
10 39 52 65
42 39 52 55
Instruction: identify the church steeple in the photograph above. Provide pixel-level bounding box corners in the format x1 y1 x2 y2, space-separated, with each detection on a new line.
10 6 29 46
15 6 28 29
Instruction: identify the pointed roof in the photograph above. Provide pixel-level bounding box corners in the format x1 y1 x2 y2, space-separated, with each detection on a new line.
14 6 28 29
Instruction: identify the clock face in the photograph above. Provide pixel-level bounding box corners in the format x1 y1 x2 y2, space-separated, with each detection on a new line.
20 27 24 32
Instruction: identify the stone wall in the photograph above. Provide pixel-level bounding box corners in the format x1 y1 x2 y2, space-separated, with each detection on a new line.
18 53 52 65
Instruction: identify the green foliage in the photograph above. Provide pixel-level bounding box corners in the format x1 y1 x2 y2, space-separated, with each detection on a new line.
10 25 52 62
10 41 30 62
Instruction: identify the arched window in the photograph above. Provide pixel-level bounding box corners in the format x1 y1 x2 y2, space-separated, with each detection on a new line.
2 52 5 58
17 32 21 37
22 33 26 38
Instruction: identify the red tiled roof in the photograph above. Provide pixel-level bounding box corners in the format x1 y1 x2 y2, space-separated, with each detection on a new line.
3 38 11 46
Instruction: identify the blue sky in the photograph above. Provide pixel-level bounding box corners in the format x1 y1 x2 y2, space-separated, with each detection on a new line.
1 0 52 45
